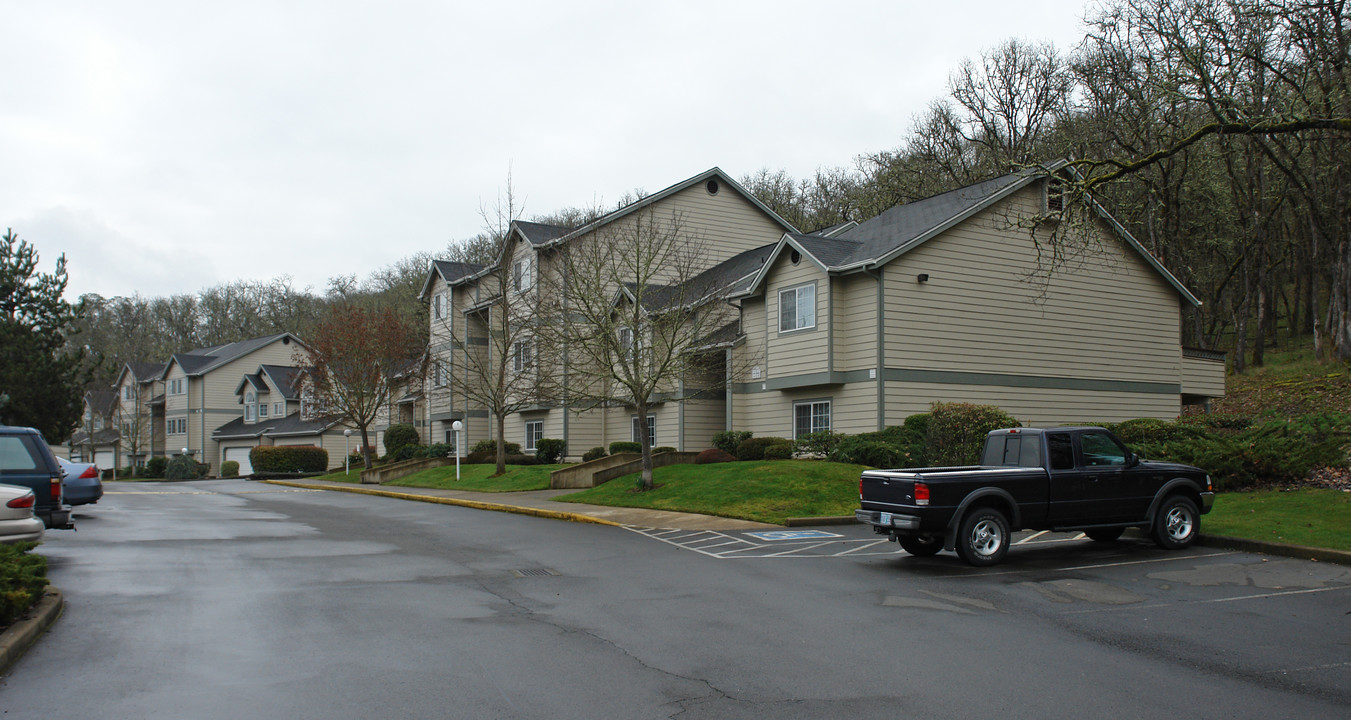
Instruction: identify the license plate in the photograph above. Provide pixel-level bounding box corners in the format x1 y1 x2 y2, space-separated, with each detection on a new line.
880 512 893 525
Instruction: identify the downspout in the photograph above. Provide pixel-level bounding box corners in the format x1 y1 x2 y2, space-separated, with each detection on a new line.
199 377 207 467
826 275 834 377
863 266 885 431
677 376 685 452
725 347 733 431
561 259 570 456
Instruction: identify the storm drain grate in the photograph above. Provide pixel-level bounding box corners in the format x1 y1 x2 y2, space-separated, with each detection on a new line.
510 568 561 578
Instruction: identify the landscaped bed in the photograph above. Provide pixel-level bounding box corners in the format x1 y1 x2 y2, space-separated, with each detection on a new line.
314 463 560 492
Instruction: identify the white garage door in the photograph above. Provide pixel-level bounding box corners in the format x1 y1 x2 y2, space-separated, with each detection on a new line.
94 451 116 471
224 447 254 476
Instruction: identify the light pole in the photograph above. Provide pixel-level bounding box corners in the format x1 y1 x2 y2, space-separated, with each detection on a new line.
451 420 463 481
344 429 353 476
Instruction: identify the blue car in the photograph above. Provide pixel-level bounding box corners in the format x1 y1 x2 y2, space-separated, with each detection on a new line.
57 457 104 506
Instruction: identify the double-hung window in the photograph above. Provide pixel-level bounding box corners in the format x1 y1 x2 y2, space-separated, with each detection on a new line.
778 283 816 333
631 415 655 447
433 293 446 320
525 421 543 451
512 339 533 373
258 403 268 418
793 400 831 439
274 402 284 417
513 257 532 293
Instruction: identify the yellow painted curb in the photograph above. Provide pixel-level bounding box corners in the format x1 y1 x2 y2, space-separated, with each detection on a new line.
262 480 621 527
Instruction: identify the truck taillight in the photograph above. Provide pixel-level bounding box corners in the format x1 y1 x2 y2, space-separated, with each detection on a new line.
50 476 62 501
859 477 864 500
914 481 930 506
7 493 35 509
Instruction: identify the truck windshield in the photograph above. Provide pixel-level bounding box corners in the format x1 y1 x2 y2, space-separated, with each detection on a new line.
981 434 1042 468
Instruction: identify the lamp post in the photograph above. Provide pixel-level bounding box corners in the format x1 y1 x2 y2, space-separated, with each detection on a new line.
451 420 463 481
344 429 353 476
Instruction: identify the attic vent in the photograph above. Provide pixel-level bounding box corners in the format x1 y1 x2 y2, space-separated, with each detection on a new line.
282 336 291 345
1045 179 1065 213
790 249 801 265
706 179 720 195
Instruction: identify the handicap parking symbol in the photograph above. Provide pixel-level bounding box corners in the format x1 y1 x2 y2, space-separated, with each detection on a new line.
745 530 844 541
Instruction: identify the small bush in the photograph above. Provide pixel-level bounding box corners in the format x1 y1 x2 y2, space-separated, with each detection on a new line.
165 455 201 480
143 456 167 478
763 442 794 460
505 454 538 466
383 423 420 457
221 460 240 477
250 445 328 473
830 438 902 468
536 438 567 464
652 446 677 455
736 436 790 461
389 444 429 462
465 450 494 464
426 442 455 457
582 446 607 462
927 402 1021 466
695 448 736 464
796 430 845 457
712 430 753 455
471 439 522 456
0 542 48 626
609 441 642 455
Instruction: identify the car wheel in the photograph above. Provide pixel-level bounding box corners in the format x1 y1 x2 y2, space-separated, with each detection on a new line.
898 534 943 557
1085 527 1124 542
1152 496 1199 550
956 508 1010 567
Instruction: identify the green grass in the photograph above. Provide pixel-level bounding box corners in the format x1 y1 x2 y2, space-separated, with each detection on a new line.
1215 339 1351 417
558 460 867 524
311 463 559 492
1206 489 1351 551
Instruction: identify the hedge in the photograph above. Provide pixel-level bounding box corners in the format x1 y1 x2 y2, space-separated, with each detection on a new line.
221 460 240 478
535 438 567 464
0 542 47 627
927 402 1021 466
582 446 607 462
736 437 790 461
383 424 420 457
250 445 329 473
609 441 641 455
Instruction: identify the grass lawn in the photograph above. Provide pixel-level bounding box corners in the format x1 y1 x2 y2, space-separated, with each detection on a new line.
312 463 560 492
1206 489 1351 551
558 460 868 524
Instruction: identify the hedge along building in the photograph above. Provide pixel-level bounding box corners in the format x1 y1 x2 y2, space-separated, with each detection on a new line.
212 364 352 474
419 165 1225 459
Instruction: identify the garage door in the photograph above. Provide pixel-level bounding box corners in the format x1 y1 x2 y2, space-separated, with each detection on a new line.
224 447 254 476
94 451 116 471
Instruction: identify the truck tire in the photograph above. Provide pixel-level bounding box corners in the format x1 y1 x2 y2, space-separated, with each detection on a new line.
898 535 943 557
956 508 1010 567
1152 495 1199 550
1085 527 1124 542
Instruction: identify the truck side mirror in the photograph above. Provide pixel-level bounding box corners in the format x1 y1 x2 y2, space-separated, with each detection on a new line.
1126 452 1140 468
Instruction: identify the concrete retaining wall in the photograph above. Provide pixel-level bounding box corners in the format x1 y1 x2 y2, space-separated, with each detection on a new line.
360 456 454 484
552 451 700 489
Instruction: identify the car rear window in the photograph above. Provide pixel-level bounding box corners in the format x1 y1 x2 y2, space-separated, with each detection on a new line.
0 435 41 472
982 434 1043 468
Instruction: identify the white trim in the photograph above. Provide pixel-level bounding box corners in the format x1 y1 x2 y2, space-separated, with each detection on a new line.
778 282 816 334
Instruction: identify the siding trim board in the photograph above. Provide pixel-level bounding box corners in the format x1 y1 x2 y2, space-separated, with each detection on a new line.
734 369 1179 395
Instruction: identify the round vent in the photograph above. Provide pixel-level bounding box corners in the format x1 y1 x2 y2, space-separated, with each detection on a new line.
790 249 801 265
706 179 720 195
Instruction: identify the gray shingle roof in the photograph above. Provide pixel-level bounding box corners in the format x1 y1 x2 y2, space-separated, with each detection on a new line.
259 365 303 399
84 391 118 418
514 221 571 246
212 411 345 440
431 260 486 283
167 333 302 378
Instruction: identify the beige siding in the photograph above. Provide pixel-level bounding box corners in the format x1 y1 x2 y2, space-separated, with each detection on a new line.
883 379 1179 426
1181 356 1226 398
764 255 829 379
652 183 789 258
834 272 879 374
680 399 725 450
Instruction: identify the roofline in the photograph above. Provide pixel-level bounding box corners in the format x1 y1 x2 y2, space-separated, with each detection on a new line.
538 168 800 251
737 233 835 297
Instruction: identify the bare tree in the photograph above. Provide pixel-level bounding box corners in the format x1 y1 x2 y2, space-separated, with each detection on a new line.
540 208 740 490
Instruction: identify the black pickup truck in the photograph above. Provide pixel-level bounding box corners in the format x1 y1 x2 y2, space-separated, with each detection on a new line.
855 426 1213 566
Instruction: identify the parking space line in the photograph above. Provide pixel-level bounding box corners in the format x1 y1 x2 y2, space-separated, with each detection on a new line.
833 540 892 556
1015 530 1050 545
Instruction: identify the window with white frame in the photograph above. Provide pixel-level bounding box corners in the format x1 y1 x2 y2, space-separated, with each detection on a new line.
169 378 185 395
793 400 832 439
169 418 187 435
433 361 447 387
512 339 533 373
525 421 543 451
274 402 284 417
123 385 134 400
778 283 816 333
631 415 655 447
618 327 633 359
433 293 446 320
258 403 268 418
245 404 255 422
512 256 532 293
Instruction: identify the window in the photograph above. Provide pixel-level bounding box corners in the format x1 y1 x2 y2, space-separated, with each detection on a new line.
793 400 831 439
433 293 446 320
512 256 532 292
778 284 816 333
169 378 185 395
433 361 447 387
245 405 255 422
1045 178 1065 213
1047 433 1074 470
1080 432 1127 467
512 339 533 373
525 421 543 451
631 415 655 447
258 403 268 418
618 327 633 359
981 433 1043 468
274 402 284 417
168 418 187 435
123 386 134 400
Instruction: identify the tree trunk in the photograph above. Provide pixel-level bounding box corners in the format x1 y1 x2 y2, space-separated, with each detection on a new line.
360 426 373 470
636 403 653 491
495 414 507 476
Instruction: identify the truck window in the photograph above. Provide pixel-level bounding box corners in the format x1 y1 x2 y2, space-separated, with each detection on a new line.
1047 433 1074 470
1080 431 1127 467
0 436 41 472
981 434 1043 467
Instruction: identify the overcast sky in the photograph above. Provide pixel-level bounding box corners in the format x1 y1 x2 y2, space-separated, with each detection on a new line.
3 1 1096 301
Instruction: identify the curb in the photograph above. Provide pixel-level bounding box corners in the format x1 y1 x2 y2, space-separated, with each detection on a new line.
785 516 857 527
1199 534 1351 566
0 588 63 676
262 480 623 527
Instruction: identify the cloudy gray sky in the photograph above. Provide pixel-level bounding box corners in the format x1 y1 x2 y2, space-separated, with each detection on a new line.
3 1 1095 301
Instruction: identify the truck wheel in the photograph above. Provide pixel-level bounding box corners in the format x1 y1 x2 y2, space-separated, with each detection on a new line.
956 508 1009 567
1152 496 1199 550
898 535 943 557
1085 527 1124 542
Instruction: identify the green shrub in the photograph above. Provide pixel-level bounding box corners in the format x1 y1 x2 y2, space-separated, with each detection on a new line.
470 439 522 456
695 448 736 464
427 443 455 457
165 455 202 480
796 430 845 457
143 456 167 478
830 438 902 468
736 436 790 461
0 542 48 626
582 446 607 462
652 446 677 455
536 438 567 464
763 442 794 460
250 445 328 473
609 441 642 455
466 450 494 464
221 460 240 477
902 412 931 439
505 454 538 466
389 444 429 462
927 402 1021 466
712 430 753 455
383 424 420 457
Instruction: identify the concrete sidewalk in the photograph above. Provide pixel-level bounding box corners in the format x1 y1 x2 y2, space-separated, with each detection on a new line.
262 478 780 530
